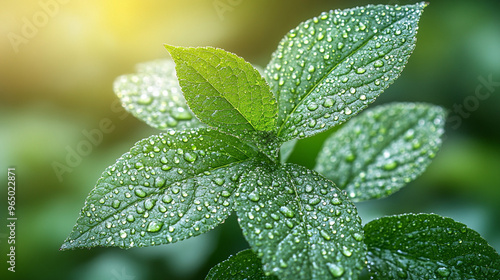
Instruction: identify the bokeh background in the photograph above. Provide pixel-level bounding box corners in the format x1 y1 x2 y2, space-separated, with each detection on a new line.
1 0 499 279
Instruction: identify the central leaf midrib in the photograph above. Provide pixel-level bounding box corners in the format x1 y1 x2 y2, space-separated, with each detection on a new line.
276 12 413 138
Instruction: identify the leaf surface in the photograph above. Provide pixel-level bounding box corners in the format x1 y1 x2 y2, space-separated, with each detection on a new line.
364 213 500 279
236 164 366 280
165 45 277 140
265 3 427 141
206 249 277 280
61 128 258 249
316 103 445 201
114 60 201 130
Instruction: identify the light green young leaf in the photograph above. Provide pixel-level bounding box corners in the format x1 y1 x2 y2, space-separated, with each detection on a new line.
164 45 277 140
265 3 427 141
316 103 445 202
114 60 202 130
364 213 500 279
206 249 277 280
235 164 366 280
61 128 259 249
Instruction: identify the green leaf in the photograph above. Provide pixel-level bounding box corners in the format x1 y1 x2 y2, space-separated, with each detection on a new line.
364 213 500 279
315 103 445 202
265 3 427 141
235 163 366 280
279 139 297 163
113 59 202 130
164 45 277 140
61 128 259 249
206 249 278 280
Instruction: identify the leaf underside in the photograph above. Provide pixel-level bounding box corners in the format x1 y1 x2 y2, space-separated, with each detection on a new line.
315 103 446 202
61 128 258 249
265 2 426 141
364 213 500 279
236 163 366 280
113 59 202 130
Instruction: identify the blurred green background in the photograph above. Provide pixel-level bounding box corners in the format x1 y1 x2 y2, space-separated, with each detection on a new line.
1 0 499 279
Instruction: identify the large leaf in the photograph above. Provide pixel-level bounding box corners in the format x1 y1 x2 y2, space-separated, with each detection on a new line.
113 60 202 130
164 45 277 141
315 103 445 202
206 249 277 280
61 128 259 249
364 213 500 279
235 163 366 280
265 3 427 141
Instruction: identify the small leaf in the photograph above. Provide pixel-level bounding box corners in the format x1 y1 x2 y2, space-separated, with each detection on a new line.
266 3 427 141
364 213 500 279
61 128 259 249
206 249 277 280
235 163 366 280
113 59 202 130
316 103 445 202
164 45 277 139
279 139 297 163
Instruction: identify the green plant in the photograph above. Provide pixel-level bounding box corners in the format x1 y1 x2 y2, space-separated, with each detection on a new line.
61 2 500 279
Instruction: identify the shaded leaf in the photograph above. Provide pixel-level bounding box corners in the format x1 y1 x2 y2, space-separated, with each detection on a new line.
265 3 427 141
315 103 445 201
114 59 202 130
236 163 365 280
206 249 277 280
364 213 500 279
280 139 297 163
61 128 259 249
165 45 277 139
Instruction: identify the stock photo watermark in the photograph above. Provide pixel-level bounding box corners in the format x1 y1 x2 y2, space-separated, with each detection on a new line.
52 100 129 182
6 167 17 273
111 267 135 280
447 74 499 130
213 0 244 21
7 0 70 54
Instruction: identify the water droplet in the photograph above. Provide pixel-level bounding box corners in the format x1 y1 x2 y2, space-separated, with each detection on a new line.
155 177 166 188
383 161 398 170
144 199 155 210
374 60 384 68
320 229 331 240
436 267 451 277
112 200 121 209
162 194 173 203
135 189 147 198
183 152 197 163
146 221 163 232
353 232 363 241
248 192 260 202
221 190 231 197
341 246 352 257
172 108 192 120
307 102 319 111
308 119 317 128
308 65 315 73
279 206 295 218
337 42 344 50
331 197 341 205
356 67 366 74
323 98 334 108
327 263 345 277
126 214 135 222
344 108 352 115
345 153 355 162
119 230 127 239
137 94 152 105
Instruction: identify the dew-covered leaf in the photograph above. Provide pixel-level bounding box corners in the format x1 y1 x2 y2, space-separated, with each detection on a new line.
315 103 445 202
235 163 366 280
61 128 259 249
279 139 297 163
206 249 277 280
266 3 427 141
164 45 277 140
364 213 500 279
113 60 202 130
